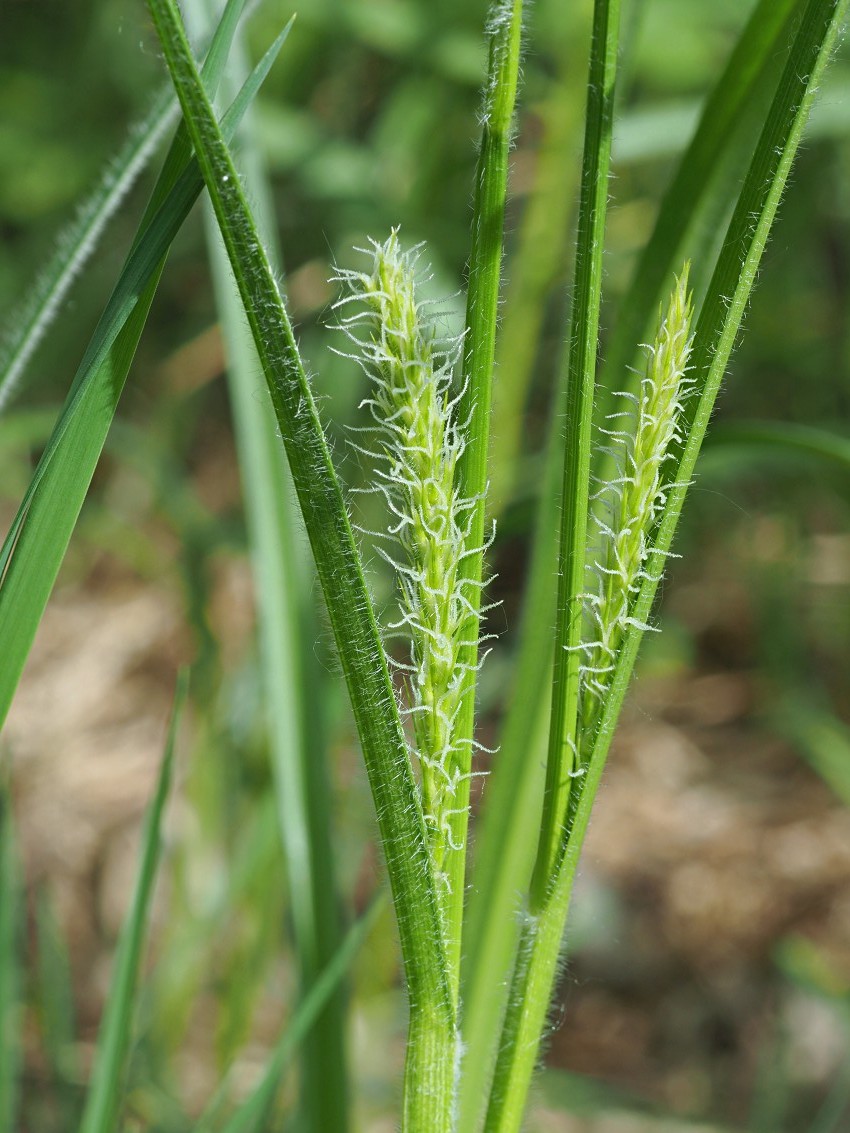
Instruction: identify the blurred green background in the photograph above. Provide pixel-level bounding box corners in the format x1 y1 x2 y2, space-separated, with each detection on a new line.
2 0 850 1129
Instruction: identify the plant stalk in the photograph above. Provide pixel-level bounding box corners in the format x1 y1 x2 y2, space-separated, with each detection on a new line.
448 0 524 999
530 0 621 910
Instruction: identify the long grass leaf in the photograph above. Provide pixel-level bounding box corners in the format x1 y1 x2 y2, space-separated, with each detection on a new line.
0 781 21 1133
488 43 583 515
142 11 457 1127
702 420 850 475
457 427 559 1131
0 3 285 732
775 697 850 809
0 0 252 548
77 672 187 1133
484 4 848 1130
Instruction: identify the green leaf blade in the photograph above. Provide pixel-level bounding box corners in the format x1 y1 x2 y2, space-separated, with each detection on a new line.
0 85 178 415
78 672 188 1133
448 0 525 1000
216 900 383 1133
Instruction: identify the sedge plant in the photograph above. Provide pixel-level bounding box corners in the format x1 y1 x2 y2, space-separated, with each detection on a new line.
1 0 848 1129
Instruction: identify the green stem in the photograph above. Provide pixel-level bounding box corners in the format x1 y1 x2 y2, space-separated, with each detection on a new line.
458 397 562 1130
404 1006 458 1133
447 0 524 1000
482 914 547 1133
530 0 621 911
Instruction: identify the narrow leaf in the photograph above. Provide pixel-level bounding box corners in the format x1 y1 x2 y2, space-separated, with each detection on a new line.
184 0 349 1123
530 0 622 909
703 420 850 476
446 0 524 990
78 671 188 1133
36 889 81 1125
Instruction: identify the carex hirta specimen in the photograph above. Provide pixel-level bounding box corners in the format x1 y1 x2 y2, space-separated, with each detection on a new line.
1 0 839 1128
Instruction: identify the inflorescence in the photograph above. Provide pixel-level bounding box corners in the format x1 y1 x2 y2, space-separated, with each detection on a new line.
578 268 694 746
333 231 488 888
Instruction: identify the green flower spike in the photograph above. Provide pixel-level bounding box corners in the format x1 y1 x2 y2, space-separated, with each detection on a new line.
580 267 694 745
333 231 492 895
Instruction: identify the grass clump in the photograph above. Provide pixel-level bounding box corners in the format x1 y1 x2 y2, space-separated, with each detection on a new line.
1 0 848 1129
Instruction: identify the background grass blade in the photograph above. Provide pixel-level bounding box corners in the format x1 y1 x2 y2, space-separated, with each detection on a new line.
214 899 383 1133
0 0 252 557
483 2 849 1129
0 84 178 414
0 0 284 733
702 420 850 475
487 9 586 515
184 0 348 1126
142 4 457 1127
0 779 21 1133
78 671 187 1133
458 408 560 1129
599 0 799 391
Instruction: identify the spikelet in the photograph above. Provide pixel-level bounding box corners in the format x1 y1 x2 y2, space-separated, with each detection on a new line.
579 267 694 742
333 231 480 883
